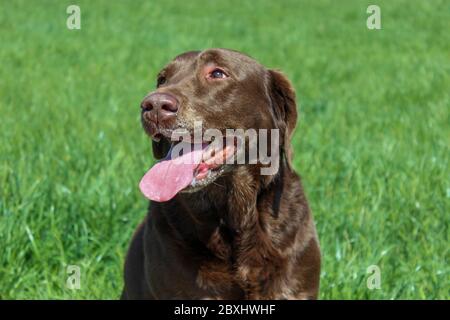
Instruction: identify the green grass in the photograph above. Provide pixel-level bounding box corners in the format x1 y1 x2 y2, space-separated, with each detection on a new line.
0 0 448 299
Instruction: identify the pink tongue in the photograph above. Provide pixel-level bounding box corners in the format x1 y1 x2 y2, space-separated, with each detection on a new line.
139 144 203 202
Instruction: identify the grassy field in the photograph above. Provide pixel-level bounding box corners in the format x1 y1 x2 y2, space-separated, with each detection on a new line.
0 0 448 299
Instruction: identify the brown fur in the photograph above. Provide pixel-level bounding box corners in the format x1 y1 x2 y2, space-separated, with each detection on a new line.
122 49 320 299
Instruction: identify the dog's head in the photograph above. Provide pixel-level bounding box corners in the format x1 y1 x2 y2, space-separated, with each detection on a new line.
139 48 298 202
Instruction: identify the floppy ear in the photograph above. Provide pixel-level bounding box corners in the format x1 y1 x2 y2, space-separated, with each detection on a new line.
268 69 298 170
152 139 171 160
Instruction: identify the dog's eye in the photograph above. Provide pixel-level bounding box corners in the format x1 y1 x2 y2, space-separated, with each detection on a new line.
157 76 166 87
210 69 228 79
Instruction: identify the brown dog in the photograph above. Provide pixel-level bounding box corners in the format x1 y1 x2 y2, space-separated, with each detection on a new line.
121 49 320 299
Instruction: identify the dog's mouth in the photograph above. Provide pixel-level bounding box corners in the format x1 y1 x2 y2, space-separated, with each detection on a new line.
139 136 235 202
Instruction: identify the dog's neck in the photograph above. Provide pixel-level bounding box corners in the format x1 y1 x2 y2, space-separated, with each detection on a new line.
160 159 287 253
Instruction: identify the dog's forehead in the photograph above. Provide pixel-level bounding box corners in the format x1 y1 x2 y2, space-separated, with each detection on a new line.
173 50 201 63
164 49 263 73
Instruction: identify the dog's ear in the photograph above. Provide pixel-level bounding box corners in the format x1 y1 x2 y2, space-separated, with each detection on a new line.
152 139 171 160
268 69 298 170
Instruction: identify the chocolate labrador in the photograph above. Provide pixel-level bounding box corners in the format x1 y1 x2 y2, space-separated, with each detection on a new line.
121 48 320 299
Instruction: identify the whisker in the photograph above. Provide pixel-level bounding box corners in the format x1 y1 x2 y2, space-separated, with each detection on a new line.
212 180 226 188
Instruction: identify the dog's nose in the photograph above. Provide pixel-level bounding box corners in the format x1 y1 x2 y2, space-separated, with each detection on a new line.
141 93 178 123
